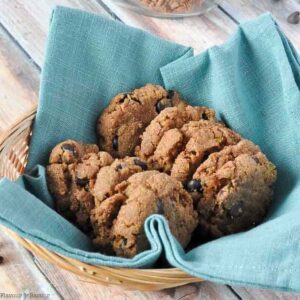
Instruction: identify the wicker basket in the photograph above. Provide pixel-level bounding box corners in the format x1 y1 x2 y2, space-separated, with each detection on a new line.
0 107 203 291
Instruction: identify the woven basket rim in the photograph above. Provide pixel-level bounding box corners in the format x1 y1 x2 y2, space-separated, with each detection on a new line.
0 108 203 290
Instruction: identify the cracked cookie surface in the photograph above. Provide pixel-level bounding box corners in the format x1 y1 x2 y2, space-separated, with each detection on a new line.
97 84 186 158
190 140 277 238
92 156 149 206
49 139 99 165
91 170 198 258
170 121 241 183
68 152 113 232
136 106 216 172
46 140 113 232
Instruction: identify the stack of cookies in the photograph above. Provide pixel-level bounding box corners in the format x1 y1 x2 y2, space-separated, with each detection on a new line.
47 84 277 258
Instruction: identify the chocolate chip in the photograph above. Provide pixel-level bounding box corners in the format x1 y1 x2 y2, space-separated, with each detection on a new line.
253 156 260 164
155 101 166 114
186 180 203 193
112 136 118 151
76 177 89 187
155 98 173 114
167 90 175 99
202 112 209 120
156 199 164 214
61 143 76 153
117 95 127 104
230 202 244 218
0 256 3 264
115 164 123 171
287 11 300 24
133 159 148 170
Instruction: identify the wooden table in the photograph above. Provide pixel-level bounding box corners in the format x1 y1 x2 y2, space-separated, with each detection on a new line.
0 1 299 299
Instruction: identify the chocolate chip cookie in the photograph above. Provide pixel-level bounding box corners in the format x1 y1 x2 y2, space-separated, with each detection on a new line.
137 111 240 184
140 0 193 13
170 121 241 183
47 140 113 231
97 84 186 158
49 140 99 164
91 171 198 258
188 140 277 238
136 106 216 172
69 152 113 231
92 156 149 206
47 140 99 217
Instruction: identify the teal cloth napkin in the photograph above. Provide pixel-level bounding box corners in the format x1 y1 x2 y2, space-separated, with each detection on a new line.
0 6 299 292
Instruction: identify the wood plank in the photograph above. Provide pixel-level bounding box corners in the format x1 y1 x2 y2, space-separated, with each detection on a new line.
0 20 60 300
231 286 300 300
220 0 300 50
31 257 240 300
0 26 39 134
100 0 238 54
0 0 111 68
0 229 61 298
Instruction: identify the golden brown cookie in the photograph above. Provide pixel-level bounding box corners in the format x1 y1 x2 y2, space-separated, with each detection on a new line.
136 106 216 172
97 84 186 158
189 140 277 238
49 140 99 164
69 152 113 232
46 140 113 232
91 171 198 258
140 0 193 13
170 121 241 182
92 156 149 206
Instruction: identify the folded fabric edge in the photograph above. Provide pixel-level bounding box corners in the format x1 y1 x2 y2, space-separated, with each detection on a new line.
155 216 300 293
160 13 299 98
25 5 194 171
0 178 162 267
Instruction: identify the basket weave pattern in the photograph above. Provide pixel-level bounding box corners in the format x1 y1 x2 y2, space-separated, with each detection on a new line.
0 107 202 291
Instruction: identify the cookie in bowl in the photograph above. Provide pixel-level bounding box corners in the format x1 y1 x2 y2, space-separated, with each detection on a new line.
92 156 150 206
46 140 113 232
136 105 216 172
189 139 277 238
91 170 198 258
97 84 186 158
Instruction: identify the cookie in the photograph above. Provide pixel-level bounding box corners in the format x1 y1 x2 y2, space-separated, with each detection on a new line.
97 84 186 158
90 194 126 254
47 140 99 219
136 105 216 171
189 140 277 238
69 152 113 231
47 140 113 231
92 156 149 206
140 0 193 13
47 163 75 219
49 140 99 164
170 121 241 183
91 171 198 258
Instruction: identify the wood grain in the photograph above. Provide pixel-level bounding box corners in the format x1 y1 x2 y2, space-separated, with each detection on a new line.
101 0 238 53
0 26 39 134
220 0 300 50
30 257 241 300
0 229 60 298
0 0 110 67
230 286 300 300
